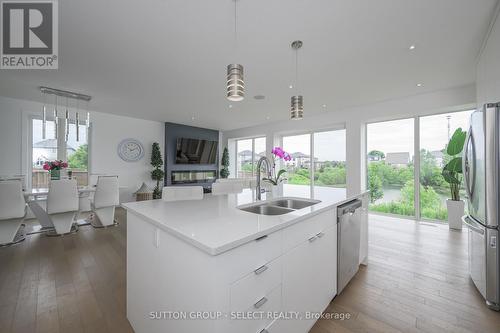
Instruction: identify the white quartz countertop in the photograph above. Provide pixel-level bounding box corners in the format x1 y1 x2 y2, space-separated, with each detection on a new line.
122 185 367 256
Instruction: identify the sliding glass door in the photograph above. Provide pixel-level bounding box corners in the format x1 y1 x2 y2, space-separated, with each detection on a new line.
366 109 474 221
367 118 415 217
419 110 473 220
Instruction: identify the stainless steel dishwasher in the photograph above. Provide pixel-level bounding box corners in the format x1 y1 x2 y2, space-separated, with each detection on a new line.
337 199 362 293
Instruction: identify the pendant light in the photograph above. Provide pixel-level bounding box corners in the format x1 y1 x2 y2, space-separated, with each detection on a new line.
65 97 70 142
39 86 91 141
226 0 244 101
290 40 303 120
75 100 80 142
42 92 47 139
53 95 58 139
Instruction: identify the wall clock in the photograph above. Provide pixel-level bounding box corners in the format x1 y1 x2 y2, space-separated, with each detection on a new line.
118 138 145 162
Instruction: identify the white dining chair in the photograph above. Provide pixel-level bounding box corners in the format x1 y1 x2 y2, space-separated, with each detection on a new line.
46 179 79 235
0 180 27 246
162 186 204 202
211 182 244 195
91 176 120 228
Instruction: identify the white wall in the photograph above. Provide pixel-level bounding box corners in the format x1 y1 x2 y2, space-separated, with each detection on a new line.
222 85 476 197
477 5 500 106
0 95 164 203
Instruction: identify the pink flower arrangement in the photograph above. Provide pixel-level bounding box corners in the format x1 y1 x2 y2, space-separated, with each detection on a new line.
43 160 68 171
271 147 292 161
263 147 291 185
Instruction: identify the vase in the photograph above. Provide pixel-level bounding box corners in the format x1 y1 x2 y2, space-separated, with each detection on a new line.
446 199 464 230
270 183 283 198
50 169 60 181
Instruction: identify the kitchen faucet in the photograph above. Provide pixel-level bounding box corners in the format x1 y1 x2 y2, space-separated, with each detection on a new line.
256 156 272 200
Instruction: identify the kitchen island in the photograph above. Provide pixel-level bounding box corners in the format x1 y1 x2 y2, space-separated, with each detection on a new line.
122 186 368 333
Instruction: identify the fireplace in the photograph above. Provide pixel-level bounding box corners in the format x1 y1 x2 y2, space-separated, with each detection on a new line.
171 170 217 185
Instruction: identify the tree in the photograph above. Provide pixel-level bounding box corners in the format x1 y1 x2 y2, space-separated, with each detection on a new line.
368 173 383 203
150 142 165 199
220 147 230 178
68 144 88 170
368 150 385 160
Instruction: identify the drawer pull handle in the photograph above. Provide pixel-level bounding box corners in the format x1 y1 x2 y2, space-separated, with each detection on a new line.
254 265 268 275
255 235 268 242
254 297 268 309
308 235 318 242
316 232 325 238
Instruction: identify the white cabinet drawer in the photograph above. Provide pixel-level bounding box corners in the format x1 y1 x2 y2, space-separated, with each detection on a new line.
282 209 335 252
229 284 282 333
215 230 283 284
230 256 282 312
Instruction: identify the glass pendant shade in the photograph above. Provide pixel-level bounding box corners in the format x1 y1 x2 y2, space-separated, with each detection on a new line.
226 64 244 101
290 95 303 120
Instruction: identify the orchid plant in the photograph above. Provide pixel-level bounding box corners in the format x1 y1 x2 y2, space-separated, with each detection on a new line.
262 147 291 186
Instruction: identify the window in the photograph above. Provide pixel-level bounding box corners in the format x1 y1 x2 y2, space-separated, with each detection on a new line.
367 118 415 217
283 134 311 186
31 117 89 188
419 110 473 220
66 122 89 186
235 137 266 178
313 130 346 189
282 129 346 197
366 109 474 221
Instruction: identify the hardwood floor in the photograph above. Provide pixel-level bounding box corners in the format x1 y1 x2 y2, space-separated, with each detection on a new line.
1 210 499 333
311 214 500 333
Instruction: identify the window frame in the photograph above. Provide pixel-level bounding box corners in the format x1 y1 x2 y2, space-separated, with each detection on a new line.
28 115 91 189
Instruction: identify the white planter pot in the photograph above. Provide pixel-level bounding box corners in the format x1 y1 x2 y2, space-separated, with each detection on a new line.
446 199 465 230
270 183 283 198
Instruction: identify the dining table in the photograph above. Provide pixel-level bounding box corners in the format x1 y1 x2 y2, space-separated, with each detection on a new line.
24 187 96 230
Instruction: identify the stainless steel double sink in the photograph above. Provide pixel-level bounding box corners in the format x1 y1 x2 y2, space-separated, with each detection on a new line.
238 198 321 216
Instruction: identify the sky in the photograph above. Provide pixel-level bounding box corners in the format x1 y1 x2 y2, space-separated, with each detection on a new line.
33 119 88 151
367 110 473 157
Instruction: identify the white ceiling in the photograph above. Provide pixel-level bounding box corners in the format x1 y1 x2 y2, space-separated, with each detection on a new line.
0 0 497 130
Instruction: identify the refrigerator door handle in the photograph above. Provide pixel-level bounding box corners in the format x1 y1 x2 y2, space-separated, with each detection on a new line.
463 126 475 200
463 215 484 235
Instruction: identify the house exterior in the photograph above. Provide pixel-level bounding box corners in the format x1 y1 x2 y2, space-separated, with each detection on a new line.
385 152 410 166
32 139 75 167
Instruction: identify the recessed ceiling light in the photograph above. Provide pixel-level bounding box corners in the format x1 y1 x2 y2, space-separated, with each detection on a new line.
254 95 265 100
191 116 195 120
229 104 233 108
409 45 416 50
266 116 270 120
322 104 327 108
416 83 424 87
289 85 293 89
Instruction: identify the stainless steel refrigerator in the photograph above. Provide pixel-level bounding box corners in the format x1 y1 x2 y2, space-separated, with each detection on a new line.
462 102 500 311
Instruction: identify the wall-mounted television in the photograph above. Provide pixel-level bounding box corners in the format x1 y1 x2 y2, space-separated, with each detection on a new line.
175 138 218 164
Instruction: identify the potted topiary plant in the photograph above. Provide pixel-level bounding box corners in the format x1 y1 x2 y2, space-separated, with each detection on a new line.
151 142 165 199
220 147 230 179
441 128 467 230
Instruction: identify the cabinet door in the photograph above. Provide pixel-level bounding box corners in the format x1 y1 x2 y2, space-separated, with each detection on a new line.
281 226 337 333
309 226 337 313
